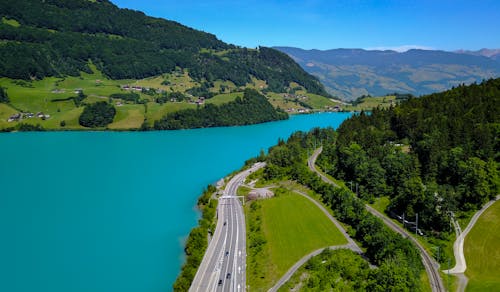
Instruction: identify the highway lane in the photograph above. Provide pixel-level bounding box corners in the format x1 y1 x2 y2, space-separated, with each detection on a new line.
190 162 265 292
308 147 445 292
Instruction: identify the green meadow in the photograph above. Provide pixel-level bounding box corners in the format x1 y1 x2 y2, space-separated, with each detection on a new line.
246 189 347 291
465 201 500 291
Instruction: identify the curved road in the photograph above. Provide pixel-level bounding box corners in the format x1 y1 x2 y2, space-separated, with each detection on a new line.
268 189 362 292
190 162 265 292
308 147 445 292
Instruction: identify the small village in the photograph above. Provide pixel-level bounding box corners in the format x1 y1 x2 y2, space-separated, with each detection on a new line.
7 112 50 122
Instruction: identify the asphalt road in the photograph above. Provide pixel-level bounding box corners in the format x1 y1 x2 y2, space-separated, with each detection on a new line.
308 147 445 292
190 162 265 292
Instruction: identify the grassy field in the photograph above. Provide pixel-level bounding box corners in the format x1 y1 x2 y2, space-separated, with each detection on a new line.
344 95 396 111
246 189 347 291
205 92 243 105
108 104 145 129
464 201 500 291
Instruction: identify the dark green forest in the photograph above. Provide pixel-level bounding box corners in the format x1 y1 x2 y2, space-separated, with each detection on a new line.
153 89 288 130
317 79 500 232
78 101 116 127
0 0 327 95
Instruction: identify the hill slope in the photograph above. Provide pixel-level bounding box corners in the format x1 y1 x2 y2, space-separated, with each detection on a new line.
0 0 327 96
275 47 500 100
0 0 339 131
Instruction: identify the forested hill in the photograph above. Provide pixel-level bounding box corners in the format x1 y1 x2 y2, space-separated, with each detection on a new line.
318 78 500 232
153 89 288 130
0 0 327 95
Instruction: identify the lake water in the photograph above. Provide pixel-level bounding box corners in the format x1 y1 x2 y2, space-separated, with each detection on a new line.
0 112 351 292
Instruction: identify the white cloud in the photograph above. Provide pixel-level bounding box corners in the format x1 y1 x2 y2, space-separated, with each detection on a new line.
365 45 435 52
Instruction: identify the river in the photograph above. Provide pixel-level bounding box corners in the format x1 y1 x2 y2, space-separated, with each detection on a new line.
0 112 351 292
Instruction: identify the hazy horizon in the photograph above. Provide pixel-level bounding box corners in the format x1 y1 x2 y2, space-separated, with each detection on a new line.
112 0 500 52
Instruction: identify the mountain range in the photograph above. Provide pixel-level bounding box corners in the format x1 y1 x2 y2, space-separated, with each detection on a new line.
455 48 500 61
275 47 500 100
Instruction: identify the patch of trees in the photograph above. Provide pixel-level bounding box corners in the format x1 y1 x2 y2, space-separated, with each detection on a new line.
173 185 217 291
284 248 419 291
0 0 329 96
0 87 9 103
262 129 424 290
185 82 215 99
17 123 44 131
155 91 187 104
318 79 500 232
78 101 116 127
153 89 288 130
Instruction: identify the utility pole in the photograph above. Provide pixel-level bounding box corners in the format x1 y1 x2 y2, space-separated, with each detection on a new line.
416 213 418 236
350 181 353 192
402 212 405 228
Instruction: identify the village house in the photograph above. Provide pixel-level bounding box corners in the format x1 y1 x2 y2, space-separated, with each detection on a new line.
7 113 21 122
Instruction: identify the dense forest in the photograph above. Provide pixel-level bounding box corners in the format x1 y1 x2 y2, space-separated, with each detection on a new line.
0 0 328 95
317 79 500 232
78 101 116 127
258 129 424 290
153 89 288 130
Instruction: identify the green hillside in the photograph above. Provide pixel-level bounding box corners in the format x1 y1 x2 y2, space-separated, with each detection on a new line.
318 78 500 234
0 0 334 131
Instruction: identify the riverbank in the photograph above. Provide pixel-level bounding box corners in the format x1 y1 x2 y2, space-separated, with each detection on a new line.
173 185 218 291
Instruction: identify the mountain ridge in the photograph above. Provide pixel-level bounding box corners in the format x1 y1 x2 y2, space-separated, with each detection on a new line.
0 0 327 96
275 46 500 100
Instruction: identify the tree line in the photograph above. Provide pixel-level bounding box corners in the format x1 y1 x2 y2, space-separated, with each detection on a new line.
173 185 217 291
152 89 288 130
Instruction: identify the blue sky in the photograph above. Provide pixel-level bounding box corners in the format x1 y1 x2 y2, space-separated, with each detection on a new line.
112 0 499 51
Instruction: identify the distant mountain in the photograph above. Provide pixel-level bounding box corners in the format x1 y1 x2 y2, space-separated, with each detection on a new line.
0 0 327 96
275 47 500 100
455 49 500 61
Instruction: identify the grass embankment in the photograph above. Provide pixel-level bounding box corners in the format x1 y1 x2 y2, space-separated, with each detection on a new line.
246 188 347 291
464 200 500 291
173 185 218 291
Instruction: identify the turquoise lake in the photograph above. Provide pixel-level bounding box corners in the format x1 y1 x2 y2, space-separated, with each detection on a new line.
0 112 351 292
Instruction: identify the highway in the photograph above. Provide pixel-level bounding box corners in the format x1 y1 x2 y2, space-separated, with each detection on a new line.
190 162 265 292
308 147 445 292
